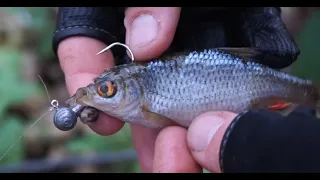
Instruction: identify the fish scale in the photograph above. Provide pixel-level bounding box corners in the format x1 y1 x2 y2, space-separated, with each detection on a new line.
138 50 315 127
69 48 319 129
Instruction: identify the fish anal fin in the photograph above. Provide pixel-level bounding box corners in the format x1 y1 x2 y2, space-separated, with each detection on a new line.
141 106 178 128
268 101 292 111
250 97 297 116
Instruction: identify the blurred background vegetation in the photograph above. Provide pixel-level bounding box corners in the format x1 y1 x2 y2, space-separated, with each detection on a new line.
0 7 318 173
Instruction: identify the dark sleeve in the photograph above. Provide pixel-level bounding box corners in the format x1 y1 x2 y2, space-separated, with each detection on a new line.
231 7 300 69
52 7 299 69
167 7 299 70
220 106 320 173
52 7 125 57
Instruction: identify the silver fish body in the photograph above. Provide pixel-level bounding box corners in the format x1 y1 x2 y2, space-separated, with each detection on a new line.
70 49 318 129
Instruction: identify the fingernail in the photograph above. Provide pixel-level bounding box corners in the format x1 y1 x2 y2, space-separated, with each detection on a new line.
188 113 225 152
130 14 159 47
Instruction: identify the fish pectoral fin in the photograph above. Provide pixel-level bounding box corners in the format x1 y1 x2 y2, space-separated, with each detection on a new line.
141 107 179 128
250 97 297 116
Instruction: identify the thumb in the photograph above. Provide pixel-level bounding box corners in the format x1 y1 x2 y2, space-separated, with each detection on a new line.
187 111 238 173
124 7 181 61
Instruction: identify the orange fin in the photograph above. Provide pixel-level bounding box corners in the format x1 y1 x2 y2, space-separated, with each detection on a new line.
250 97 297 116
268 102 292 111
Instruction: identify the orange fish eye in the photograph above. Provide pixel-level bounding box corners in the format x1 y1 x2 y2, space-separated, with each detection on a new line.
97 81 117 98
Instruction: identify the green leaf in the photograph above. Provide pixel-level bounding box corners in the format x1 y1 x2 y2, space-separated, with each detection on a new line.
0 116 24 164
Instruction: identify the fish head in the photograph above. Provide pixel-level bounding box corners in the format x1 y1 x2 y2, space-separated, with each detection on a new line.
75 78 124 110
67 70 143 119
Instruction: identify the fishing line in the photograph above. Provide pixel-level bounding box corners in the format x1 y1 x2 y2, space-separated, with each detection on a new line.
38 74 52 103
0 111 52 162
0 75 59 162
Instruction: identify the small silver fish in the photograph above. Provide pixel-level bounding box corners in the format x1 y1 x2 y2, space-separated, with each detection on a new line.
67 48 320 129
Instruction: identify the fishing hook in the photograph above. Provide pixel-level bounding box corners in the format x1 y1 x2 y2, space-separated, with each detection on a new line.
96 42 135 62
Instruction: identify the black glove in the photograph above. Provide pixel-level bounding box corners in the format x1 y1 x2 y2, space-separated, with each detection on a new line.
221 106 320 173
52 7 299 69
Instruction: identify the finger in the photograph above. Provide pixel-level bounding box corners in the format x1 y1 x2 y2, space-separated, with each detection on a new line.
153 126 202 173
57 36 124 135
187 111 237 173
123 7 180 172
124 7 181 60
130 125 160 173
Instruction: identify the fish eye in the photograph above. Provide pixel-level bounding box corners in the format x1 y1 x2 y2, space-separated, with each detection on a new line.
97 81 117 98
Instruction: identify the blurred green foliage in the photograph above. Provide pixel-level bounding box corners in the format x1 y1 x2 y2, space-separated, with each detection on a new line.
67 124 141 172
0 48 38 164
0 7 139 172
0 7 54 164
292 12 320 81
67 125 133 154
3 7 55 58
0 116 24 163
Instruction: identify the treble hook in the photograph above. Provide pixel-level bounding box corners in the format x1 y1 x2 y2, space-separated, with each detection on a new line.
96 42 135 62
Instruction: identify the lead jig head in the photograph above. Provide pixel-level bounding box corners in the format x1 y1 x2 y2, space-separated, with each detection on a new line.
53 107 78 131
53 103 85 131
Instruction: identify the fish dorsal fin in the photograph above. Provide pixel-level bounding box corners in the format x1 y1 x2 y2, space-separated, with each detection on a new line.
215 47 289 71
216 47 264 64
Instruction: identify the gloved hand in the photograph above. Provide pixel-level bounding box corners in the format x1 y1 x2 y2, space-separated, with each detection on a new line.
154 106 320 173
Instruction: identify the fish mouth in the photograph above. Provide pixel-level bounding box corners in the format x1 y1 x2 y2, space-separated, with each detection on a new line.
74 87 94 106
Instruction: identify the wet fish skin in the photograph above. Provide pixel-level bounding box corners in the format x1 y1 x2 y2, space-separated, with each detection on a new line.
69 49 319 129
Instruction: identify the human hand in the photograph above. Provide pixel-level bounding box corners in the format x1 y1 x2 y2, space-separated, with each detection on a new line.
154 106 320 173
53 7 302 172
153 111 237 173
54 7 181 172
